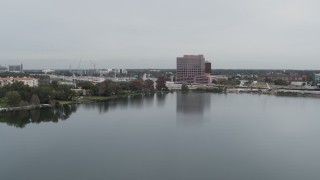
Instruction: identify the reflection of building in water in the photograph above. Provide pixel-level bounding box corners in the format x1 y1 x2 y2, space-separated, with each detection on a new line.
176 93 211 126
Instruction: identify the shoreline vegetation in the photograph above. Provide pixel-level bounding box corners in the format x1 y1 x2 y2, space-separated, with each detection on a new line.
0 77 169 112
1 77 320 112
2 89 319 112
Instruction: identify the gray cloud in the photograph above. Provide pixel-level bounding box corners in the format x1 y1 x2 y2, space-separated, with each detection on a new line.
1 0 320 69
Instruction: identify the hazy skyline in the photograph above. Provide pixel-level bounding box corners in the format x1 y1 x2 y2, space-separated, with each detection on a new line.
1 0 320 69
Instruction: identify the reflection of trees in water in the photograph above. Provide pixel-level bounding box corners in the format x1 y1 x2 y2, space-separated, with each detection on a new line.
156 93 166 107
128 95 144 108
82 97 131 113
177 93 211 114
0 94 167 128
144 94 155 106
82 94 162 113
176 93 211 126
0 105 78 128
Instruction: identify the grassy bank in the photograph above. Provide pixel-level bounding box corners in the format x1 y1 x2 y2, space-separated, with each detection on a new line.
58 93 144 105
192 87 224 93
276 92 320 98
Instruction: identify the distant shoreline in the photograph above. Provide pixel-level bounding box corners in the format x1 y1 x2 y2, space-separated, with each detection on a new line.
1 90 320 113
0 104 54 112
0 93 146 112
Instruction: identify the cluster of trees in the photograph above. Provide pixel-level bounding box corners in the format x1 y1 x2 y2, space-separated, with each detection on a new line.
213 77 241 86
274 79 289 86
0 82 42 107
0 77 169 108
181 84 189 92
0 81 75 107
0 72 30 78
78 77 168 96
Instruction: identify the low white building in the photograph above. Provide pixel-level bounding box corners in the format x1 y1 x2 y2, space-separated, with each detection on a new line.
291 81 305 86
99 69 113 74
0 77 39 87
166 82 182 90
42 69 55 74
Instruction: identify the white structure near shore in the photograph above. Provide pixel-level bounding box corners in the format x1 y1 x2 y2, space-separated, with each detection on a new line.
0 77 39 87
315 74 320 81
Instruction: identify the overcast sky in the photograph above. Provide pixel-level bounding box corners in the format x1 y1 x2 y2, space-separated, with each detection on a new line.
1 0 320 69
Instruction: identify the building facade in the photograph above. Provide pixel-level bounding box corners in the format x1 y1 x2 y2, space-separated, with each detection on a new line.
0 65 7 72
176 55 212 84
8 64 23 73
0 77 38 87
259 73 308 83
205 61 211 74
315 74 320 81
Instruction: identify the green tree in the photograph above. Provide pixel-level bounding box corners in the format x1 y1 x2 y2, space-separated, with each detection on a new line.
212 79 217 84
0 82 32 101
6 91 21 107
181 84 189 92
77 81 94 90
97 82 107 96
108 82 121 95
30 94 40 106
143 79 155 94
32 86 53 103
119 82 130 94
51 80 59 89
0 97 8 107
54 85 75 101
274 79 289 86
129 79 143 93
156 77 168 91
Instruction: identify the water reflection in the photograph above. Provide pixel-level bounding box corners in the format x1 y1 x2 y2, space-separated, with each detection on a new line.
0 94 166 128
82 95 147 113
128 95 144 108
144 94 155 107
176 93 211 126
156 93 166 107
0 105 78 128
82 97 131 113
82 94 166 114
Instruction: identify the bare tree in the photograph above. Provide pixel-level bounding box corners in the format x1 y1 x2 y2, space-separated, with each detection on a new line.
30 94 40 106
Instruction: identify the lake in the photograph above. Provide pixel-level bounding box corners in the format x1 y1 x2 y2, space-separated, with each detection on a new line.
1 93 320 180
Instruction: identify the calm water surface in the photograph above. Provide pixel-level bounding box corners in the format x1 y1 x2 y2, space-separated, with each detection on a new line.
1 93 320 180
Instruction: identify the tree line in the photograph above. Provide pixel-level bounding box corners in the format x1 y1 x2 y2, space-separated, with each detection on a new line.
0 77 168 108
78 77 168 96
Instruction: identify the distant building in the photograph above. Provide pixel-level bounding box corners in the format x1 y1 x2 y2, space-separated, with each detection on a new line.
259 73 288 82
8 64 23 73
259 73 308 83
0 65 7 72
113 69 127 74
0 77 38 87
120 69 127 74
176 55 212 84
42 69 55 74
315 74 320 81
289 73 308 82
205 61 211 74
99 69 113 75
